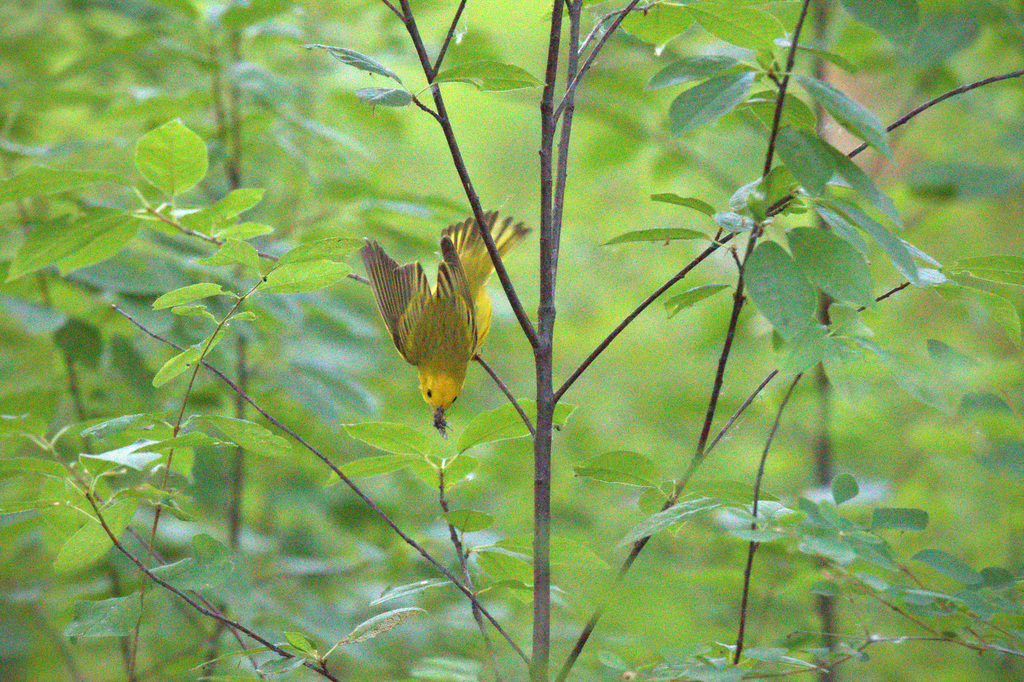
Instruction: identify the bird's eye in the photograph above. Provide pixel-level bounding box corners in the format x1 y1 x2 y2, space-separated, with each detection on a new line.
427 389 433 398
451 395 458 403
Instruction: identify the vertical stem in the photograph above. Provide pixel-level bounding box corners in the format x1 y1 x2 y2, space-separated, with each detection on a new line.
533 0 565 677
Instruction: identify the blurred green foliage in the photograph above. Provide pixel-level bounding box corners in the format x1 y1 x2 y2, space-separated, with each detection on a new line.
1 0 1023 681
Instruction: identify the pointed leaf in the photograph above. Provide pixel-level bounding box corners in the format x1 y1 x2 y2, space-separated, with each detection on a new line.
202 415 294 458
54 500 138 574
664 284 729 318
356 87 413 107
827 200 919 284
650 193 716 216
264 260 352 294
344 422 438 456
745 241 816 340
775 127 835 196
619 497 719 546
913 548 982 586
620 3 694 49
573 451 660 487
831 473 859 505
135 119 208 196
787 227 874 308
669 71 756 135
434 60 542 91
603 227 707 245
304 44 402 83
64 595 141 639
794 75 891 158
442 509 494 533
340 607 426 644
340 454 420 478
152 283 224 310
687 3 786 53
646 56 739 90
457 401 576 453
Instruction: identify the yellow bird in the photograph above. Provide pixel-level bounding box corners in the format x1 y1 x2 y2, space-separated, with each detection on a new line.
361 212 529 435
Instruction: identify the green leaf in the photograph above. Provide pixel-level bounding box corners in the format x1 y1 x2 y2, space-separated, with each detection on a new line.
813 204 869 255
81 414 147 440
284 632 319 657
780 323 830 374
0 166 122 204
53 499 138 574
826 200 919 285
774 39 857 73
457 400 576 454
841 0 919 46
649 193 716 216
303 44 403 84
340 454 420 478
196 238 261 274
745 241 816 340
871 507 928 531
828 147 902 227
0 456 67 478
152 283 224 310
574 451 660 487
370 579 450 606
646 56 739 90
831 473 859 505
355 87 413 107
278 237 362 265
180 187 265 233
745 90 818 132
495 535 608 570
203 415 294 458
214 222 274 240
442 509 494 532
687 3 786 54
669 72 756 136
82 440 162 471
620 3 694 49
787 227 874 308
344 422 438 456
64 595 141 639
340 607 426 644
619 497 719 547
153 345 202 387
913 548 983 586
603 227 708 245
54 318 103 369
794 75 891 158
434 61 542 91
135 119 209 196
664 284 729 318
475 549 532 587
263 260 352 294
150 534 238 590
7 211 139 282
953 255 1024 286
440 454 478 489
713 211 755 233
775 128 835 196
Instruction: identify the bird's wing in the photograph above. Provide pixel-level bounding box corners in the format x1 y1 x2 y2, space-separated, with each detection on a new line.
437 235 478 350
441 212 530 292
360 240 430 363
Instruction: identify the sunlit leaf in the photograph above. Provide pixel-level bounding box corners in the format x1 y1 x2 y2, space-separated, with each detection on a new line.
574 451 660 487
664 284 729 318
202 415 294 458
304 44 403 83
649 193 716 216
135 119 209 196
442 508 494 532
0 166 121 204
344 422 439 456
603 227 707 245
340 607 426 644
356 87 413 107
434 60 542 91
619 498 719 546
645 56 740 90
152 283 224 310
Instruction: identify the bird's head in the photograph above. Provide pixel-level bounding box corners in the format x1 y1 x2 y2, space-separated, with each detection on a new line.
418 368 464 438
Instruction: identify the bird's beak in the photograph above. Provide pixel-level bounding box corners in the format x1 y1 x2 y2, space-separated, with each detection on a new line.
433 406 449 439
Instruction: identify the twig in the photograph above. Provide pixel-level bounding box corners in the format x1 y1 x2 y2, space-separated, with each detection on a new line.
704 370 780 456
848 69 1024 158
553 0 644 121
80 490 344 682
438 470 502 681
432 0 469 74
111 303 529 664
396 0 539 349
734 373 803 664
554 236 732 403
473 354 535 436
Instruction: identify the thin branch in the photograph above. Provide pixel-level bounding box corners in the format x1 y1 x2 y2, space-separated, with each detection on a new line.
438 470 501 681
849 68 1024 158
432 0 469 74
378 0 403 20
553 0 644 121
734 373 803 664
397 0 539 349
111 304 529 665
704 370 780 456
555 369 782 681
554 236 732 403
761 0 813 179
474 354 535 436
81 490 344 682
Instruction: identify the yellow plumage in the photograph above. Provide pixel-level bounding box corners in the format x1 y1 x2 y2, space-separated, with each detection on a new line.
361 212 529 434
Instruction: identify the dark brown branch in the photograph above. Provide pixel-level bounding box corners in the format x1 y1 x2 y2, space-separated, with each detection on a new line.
432 0 469 74
111 304 528 664
553 0 643 121
553 236 732 403
397 0 539 349
849 68 1024 158
760 0 813 179
474 354 535 436
733 373 802 664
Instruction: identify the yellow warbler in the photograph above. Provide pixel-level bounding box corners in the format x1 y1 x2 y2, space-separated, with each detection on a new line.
361 212 529 435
